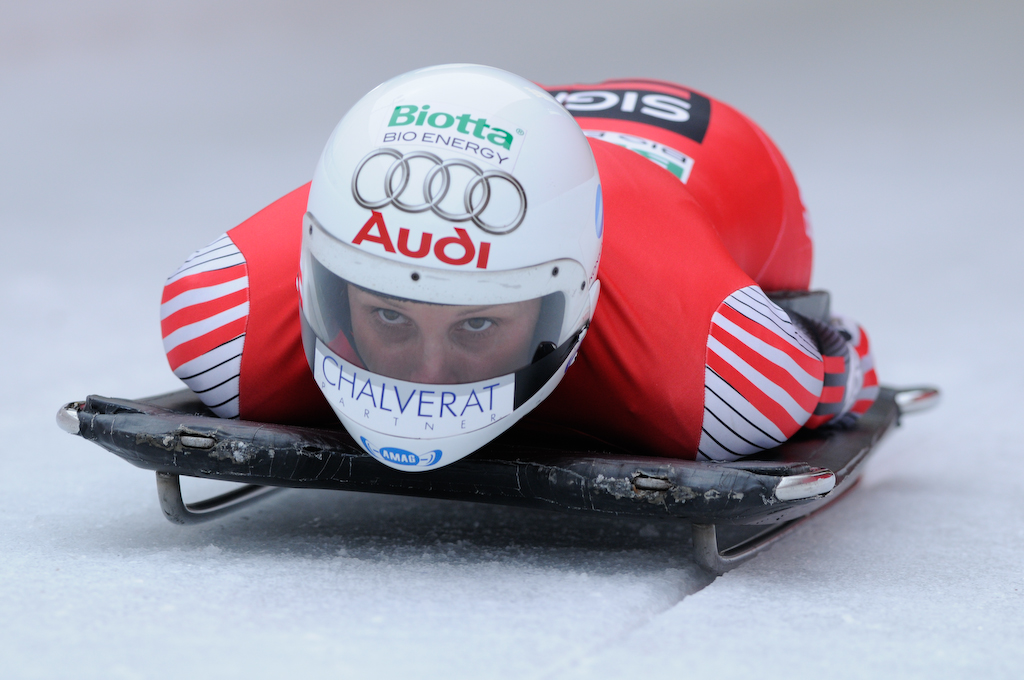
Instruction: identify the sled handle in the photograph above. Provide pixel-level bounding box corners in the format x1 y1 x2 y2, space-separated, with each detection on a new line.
156 472 283 525
56 402 82 435
894 387 940 416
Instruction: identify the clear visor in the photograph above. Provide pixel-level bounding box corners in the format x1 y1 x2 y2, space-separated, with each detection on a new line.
305 255 567 385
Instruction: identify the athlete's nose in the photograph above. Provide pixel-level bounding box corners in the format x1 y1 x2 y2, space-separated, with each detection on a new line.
407 337 458 384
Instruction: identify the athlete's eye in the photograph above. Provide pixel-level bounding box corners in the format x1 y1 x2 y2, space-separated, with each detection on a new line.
376 308 406 324
460 318 493 332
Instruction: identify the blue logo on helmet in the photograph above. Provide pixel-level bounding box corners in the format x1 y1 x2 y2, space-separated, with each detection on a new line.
595 185 604 238
360 437 442 468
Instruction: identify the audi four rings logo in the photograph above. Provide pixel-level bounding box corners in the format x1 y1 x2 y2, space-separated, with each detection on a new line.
351 148 527 235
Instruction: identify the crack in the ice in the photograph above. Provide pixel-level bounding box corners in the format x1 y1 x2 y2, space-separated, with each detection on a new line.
535 546 717 679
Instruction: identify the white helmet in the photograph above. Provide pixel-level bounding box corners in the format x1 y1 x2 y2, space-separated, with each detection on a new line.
299 64 602 472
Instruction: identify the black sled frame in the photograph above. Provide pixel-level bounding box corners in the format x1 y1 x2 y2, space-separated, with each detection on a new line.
57 385 937 574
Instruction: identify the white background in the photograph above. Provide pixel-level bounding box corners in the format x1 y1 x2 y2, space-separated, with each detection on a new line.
2 1 1021 677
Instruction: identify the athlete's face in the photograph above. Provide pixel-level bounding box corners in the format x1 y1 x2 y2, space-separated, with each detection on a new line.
348 287 542 384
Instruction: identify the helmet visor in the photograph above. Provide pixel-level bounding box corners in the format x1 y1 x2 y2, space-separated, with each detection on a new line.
305 254 567 385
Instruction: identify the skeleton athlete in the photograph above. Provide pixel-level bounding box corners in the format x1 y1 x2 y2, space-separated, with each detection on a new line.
159 66 877 471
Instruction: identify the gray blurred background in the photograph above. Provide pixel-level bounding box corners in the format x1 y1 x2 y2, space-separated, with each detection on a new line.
2 1 1022 677
4 0 1021 398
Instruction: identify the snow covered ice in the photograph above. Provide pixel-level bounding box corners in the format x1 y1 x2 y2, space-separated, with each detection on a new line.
2 1 1023 677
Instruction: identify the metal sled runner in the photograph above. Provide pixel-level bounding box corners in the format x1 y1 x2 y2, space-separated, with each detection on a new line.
57 385 938 574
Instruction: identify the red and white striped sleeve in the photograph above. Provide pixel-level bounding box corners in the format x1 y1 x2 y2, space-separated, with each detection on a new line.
160 234 249 418
832 314 879 418
699 286 877 461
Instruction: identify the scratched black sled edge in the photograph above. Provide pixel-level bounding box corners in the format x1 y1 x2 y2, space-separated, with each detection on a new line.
71 386 899 526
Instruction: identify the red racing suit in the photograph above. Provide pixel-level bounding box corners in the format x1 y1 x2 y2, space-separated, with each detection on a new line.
159 79 877 461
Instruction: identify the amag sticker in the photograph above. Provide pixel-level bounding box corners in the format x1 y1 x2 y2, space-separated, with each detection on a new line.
360 437 441 469
314 339 515 438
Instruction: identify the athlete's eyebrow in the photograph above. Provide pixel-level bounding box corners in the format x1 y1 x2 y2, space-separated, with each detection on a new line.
352 288 414 308
352 286 439 308
454 305 501 317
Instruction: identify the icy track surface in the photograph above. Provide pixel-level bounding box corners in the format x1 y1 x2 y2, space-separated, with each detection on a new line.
2 1 1022 677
